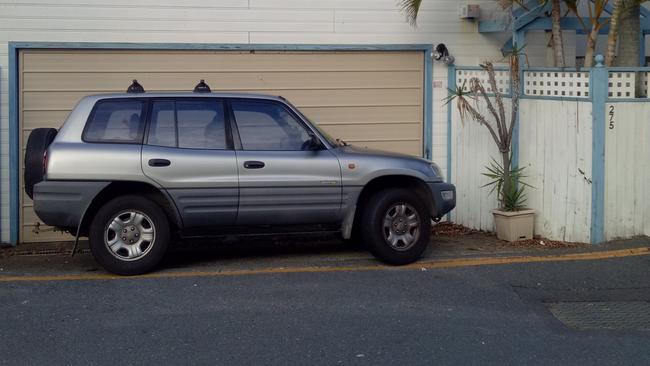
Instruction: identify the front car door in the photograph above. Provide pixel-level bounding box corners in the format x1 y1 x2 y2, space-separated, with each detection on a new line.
229 98 342 226
141 97 239 228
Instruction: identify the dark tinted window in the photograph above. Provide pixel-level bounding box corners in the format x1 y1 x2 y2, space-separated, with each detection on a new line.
231 100 311 151
147 99 227 150
83 100 146 143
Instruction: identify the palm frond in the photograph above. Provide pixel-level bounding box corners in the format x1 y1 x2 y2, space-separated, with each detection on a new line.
399 0 423 26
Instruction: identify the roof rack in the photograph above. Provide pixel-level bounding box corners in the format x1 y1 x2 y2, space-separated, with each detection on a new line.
126 80 145 93
193 79 211 93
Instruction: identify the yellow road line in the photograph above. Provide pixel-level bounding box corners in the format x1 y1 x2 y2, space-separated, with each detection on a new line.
1 247 648 283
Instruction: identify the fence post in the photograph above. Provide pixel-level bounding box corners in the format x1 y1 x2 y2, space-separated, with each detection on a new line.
590 55 607 244
446 64 456 222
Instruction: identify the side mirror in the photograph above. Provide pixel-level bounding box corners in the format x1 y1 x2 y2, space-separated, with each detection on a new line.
305 134 323 151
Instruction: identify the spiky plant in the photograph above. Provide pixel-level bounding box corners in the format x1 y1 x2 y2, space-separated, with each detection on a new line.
444 44 531 211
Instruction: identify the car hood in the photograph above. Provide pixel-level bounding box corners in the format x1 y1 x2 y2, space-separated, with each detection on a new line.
334 144 429 163
331 144 441 182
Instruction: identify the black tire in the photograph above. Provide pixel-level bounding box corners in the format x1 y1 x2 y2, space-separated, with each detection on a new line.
24 128 58 199
361 188 431 265
89 195 170 275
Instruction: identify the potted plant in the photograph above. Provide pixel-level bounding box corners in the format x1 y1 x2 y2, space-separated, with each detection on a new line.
483 159 534 241
445 45 535 242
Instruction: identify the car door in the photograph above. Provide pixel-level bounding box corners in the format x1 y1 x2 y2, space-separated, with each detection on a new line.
229 99 342 226
141 97 239 228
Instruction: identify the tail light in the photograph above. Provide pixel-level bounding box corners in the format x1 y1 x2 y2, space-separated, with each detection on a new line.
42 150 48 178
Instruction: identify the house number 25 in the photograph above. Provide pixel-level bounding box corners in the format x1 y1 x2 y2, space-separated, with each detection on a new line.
608 105 615 130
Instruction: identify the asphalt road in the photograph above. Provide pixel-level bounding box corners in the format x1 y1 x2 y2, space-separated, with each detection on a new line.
1 244 650 365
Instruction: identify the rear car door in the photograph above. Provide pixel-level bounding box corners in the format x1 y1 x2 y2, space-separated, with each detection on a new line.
229 99 342 226
141 98 238 228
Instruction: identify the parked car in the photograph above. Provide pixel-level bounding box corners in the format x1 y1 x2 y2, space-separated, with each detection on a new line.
25 82 455 275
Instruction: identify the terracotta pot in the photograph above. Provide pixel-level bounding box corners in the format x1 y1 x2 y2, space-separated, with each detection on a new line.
492 209 535 242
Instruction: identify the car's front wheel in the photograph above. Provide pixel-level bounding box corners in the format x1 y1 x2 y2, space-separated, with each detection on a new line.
361 189 431 265
89 195 170 275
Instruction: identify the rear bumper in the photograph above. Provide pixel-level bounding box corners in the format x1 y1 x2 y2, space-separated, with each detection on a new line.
428 182 456 219
33 181 109 229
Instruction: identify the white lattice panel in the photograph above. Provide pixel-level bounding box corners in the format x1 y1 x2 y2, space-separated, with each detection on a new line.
608 72 636 98
642 72 649 98
524 71 590 98
456 69 511 94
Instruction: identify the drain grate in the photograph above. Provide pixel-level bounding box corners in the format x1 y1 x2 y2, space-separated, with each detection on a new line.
548 301 650 331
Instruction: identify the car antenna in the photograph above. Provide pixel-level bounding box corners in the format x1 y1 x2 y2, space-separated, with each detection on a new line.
126 80 145 93
194 79 211 93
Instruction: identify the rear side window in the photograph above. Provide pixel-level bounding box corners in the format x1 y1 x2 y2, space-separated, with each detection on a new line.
147 99 228 150
83 99 146 143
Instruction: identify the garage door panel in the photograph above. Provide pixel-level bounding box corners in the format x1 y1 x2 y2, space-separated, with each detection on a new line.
24 71 423 91
357 141 423 156
245 88 422 107
23 51 423 72
22 91 90 111
322 123 422 142
19 49 424 243
22 111 70 129
300 106 423 124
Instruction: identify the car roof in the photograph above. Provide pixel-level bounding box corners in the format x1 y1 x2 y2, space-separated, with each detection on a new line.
82 92 287 102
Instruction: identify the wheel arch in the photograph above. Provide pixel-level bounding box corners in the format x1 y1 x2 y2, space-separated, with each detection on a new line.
78 181 182 237
346 175 434 238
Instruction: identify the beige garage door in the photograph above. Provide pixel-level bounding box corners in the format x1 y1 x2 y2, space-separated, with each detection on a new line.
19 49 424 243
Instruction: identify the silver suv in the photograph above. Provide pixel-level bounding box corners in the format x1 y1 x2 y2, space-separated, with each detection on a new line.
25 82 455 275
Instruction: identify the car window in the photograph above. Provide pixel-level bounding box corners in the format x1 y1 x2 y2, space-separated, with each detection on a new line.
231 100 312 151
147 99 227 150
83 100 146 143
148 101 176 147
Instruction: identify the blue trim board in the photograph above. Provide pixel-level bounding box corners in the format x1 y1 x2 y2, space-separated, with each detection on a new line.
7 42 434 244
9 42 433 52
423 46 433 160
8 44 18 245
446 65 455 185
446 64 456 222
589 63 607 244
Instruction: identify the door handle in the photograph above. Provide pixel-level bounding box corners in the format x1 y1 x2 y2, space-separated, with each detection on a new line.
243 161 265 169
148 159 171 167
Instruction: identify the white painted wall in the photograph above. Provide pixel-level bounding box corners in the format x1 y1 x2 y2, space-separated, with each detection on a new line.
604 102 650 240
451 97 593 243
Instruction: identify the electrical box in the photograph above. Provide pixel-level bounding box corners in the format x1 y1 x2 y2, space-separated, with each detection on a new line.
459 4 480 19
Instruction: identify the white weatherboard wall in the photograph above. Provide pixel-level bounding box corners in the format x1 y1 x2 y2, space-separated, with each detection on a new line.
519 99 592 243
451 97 593 243
605 102 650 240
0 0 559 243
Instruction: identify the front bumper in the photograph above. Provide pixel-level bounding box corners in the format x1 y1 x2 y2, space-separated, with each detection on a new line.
428 182 456 219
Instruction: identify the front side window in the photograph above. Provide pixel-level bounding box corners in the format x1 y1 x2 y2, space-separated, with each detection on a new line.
83 99 146 143
231 100 313 151
147 99 227 150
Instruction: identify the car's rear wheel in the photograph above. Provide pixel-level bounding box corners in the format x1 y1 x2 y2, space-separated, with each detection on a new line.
361 188 431 265
24 128 58 199
89 195 170 275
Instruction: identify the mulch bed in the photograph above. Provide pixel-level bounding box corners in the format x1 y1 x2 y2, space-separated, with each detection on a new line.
432 221 586 249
